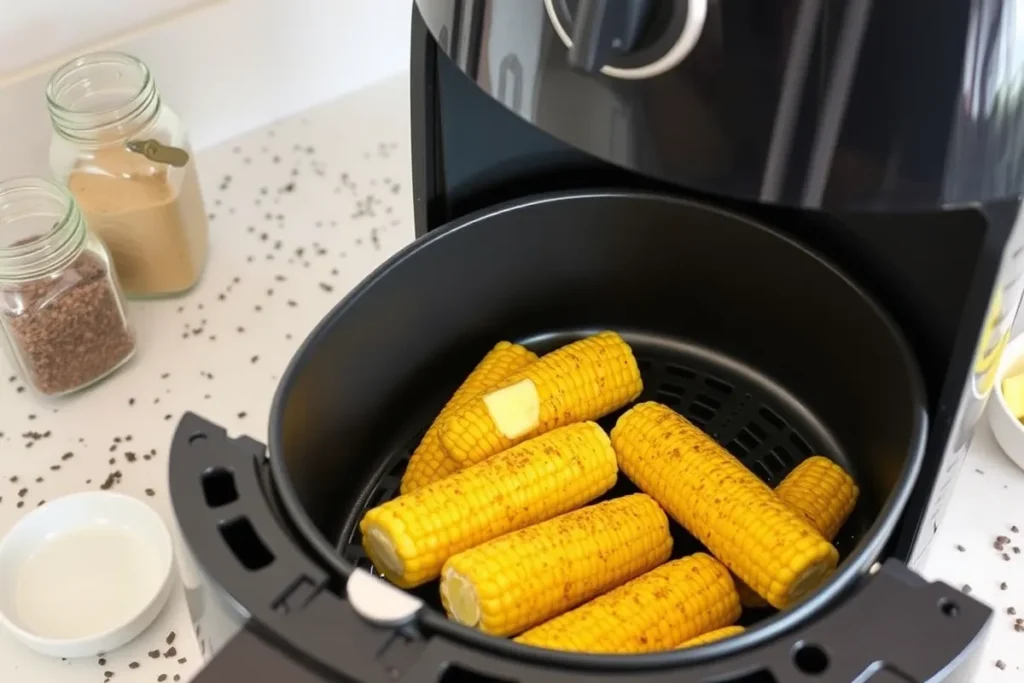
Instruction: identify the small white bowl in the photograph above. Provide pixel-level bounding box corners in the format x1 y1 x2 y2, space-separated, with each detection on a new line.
989 333 1024 472
0 491 175 659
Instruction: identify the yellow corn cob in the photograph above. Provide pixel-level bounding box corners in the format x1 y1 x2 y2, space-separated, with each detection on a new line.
360 422 618 588
611 402 838 609
439 493 671 636
401 341 538 494
676 625 745 649
439 331 642 467
516 553 740 653
776 455 859 540
738 455 859 607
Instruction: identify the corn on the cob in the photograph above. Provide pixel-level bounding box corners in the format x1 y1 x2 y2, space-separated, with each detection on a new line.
676 625 745 649
439 331 642 467
360 422 618 588
439 493 671 636
775 455 859 540
516 553 740 653
611 402 838 609
401 341 538 494
738 455 859 607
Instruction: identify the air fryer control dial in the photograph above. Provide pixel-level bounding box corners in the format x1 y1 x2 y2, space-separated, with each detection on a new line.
545 0 707 79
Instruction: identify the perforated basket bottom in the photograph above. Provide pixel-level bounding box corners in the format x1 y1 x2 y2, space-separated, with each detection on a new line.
337 330 867 623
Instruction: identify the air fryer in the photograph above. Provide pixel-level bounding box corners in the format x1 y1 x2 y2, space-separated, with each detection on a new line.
169 1 1024 681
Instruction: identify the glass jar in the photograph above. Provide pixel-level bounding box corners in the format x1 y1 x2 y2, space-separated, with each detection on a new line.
47 51 209 298
0 177 135 396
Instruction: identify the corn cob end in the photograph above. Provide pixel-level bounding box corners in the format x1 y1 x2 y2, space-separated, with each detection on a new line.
440 566 482 628
360 520 416 589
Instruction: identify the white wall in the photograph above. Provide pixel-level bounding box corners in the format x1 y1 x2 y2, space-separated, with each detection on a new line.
0 0 412 177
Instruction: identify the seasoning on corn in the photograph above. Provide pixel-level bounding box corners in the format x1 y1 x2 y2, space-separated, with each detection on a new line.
440 493 671 636
516 553 740 654
439 331 642 467
676 625 745 649
738 455 859 607
611 402 838 609
360 422 618 588
400 341 537 494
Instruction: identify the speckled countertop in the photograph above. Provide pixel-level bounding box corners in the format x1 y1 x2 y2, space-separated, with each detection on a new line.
0 73 414 682
1 72 1023 682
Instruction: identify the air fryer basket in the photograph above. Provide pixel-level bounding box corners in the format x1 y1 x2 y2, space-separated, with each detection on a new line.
267 189 928 654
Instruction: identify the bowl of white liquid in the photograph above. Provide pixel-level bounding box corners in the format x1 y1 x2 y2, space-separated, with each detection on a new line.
0 491 175 658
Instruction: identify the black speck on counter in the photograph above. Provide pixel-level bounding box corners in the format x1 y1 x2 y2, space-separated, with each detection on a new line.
50 464 60 471
1004 553 1012 561
1014 525 1020 533
237 326 246 333
164 646 177 658
997 660 1006 670
17 488 27 497
251 355 259 364
104 671 114 678
16 501 23 509
149 649 161 659
9 475 17 483
177 658 187 665
145 488 155 497
956 544 966 552
159 675 167 682
34 476 43 483
125 452 137 462
319 282 333 293
108 457 116 465
976 468 985 474
164 414 173 421
174 676 180 682
237 412 247 419
287 300 297 308
129 662 140 669
109 444 117 453
1009 607 1017 615
166 631 176 645
62 451 73 460
129 397 135 406
98 658 107 666
161 372 170 379
1002 582 1009 590
16 386 24 393
99 473 118 490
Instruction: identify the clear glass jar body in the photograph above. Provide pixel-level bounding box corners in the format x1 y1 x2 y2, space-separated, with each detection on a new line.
47 52 209 298
0 177 135 396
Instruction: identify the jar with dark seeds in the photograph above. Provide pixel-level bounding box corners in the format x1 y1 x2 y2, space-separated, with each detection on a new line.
0 178 135 396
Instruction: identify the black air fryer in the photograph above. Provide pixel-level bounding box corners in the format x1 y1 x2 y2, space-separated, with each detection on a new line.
169 1 1024 680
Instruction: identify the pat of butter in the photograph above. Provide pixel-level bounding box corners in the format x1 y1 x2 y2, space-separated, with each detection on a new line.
482 378 540 440
1002 371 1024 420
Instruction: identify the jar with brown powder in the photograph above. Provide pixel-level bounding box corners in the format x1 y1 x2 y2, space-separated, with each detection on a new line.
0 177 135 396
47 52 209 298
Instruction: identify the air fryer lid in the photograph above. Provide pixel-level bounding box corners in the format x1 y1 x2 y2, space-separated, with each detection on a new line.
170 191 992 682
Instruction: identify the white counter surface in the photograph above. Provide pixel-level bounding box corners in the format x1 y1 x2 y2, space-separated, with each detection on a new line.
0 73 1022 682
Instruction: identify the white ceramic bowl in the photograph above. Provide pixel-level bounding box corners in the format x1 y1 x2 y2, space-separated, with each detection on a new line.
0 491 175 659
989 333 1024 472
